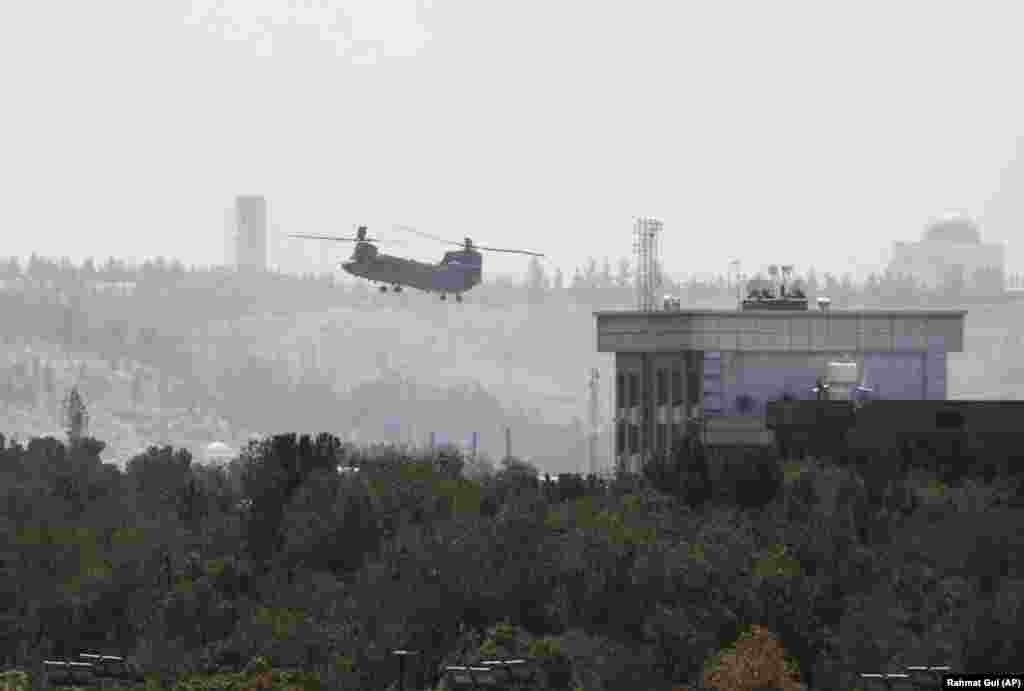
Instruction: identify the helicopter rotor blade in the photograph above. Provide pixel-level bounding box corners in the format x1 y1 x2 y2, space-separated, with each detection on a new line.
391 224 464 248
289 233 381 243
473 245 545 257
393 225 544 256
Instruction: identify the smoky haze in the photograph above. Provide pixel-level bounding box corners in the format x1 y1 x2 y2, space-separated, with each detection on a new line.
2 1 1024 278
1 254 1022 473
2 0 1024 470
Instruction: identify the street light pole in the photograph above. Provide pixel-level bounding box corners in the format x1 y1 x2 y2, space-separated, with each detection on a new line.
392 649 419 691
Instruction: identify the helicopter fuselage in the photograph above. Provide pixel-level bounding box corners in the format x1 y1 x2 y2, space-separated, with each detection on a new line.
341 242 482 294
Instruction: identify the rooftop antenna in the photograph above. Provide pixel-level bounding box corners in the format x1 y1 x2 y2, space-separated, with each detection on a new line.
633 217 663 311
767 264 780 297
780 264 795 297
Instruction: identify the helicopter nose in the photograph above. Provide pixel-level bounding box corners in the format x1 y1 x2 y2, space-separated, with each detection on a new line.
341 262 356 275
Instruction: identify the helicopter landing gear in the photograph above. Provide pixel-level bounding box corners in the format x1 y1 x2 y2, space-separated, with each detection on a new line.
378 285 388 293
455 293 463 303
439 293 447 301
392 285 402 293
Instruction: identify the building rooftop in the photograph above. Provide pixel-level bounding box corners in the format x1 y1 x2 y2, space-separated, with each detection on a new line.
594 308 969 317
595 307 966 353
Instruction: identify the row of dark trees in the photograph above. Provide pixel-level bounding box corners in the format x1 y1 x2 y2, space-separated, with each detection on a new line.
1 427 1021 690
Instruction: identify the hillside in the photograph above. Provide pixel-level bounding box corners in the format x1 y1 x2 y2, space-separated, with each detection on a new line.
2 287 1021 471
0 341 236 466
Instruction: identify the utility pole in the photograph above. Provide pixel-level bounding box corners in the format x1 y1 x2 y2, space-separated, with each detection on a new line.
588 368 600 475
504 427 511 461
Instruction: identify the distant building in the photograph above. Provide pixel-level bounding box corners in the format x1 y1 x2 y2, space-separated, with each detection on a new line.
888 211 1005 294
232 195 268 271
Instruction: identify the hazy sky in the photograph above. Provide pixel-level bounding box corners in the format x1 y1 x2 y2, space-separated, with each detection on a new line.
3 0 1024 281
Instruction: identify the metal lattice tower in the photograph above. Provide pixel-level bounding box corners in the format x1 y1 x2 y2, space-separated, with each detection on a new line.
633 217 663 311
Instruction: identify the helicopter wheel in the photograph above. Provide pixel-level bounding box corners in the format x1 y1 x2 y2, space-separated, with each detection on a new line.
439 294 447 301
392 285 402 293
378 285 388 293
455 293 463 303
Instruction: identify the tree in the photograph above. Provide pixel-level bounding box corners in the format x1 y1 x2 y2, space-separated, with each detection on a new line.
615 258 632 289
600 258 614 289
526 257 548 303
583 258 598 287
126 445 194 520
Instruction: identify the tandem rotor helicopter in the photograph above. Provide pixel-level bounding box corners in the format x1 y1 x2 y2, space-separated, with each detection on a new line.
290 224 544 302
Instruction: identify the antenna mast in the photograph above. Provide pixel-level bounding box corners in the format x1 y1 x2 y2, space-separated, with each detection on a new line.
633 217 663 311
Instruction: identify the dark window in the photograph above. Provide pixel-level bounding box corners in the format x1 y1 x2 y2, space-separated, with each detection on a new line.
656 424 667 453
671 369 683 406
628 425 638 453
687 370 700 406
616 373 625 409
629 373 640 407
656 369 667 406
616 421 626 454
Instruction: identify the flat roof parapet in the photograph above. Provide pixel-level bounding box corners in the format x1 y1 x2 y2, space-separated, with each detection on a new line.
595 308 966 353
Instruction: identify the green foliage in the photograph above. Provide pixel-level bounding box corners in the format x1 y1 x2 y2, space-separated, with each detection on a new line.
491 621 516 647
0 669 29 691
544 496 654 546
921 478 947 501
478 638 498 658
253 608 303 640
621 493 641 513
435 477 482 517
2 423 1021 691
204 558 227 579
752 544 802 580
332 654 354 675
527 636 565 661
782 460 806 485
243 656 272 676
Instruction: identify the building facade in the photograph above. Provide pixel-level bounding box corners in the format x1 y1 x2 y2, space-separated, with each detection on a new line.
233 195 268 271
596 305 966 472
